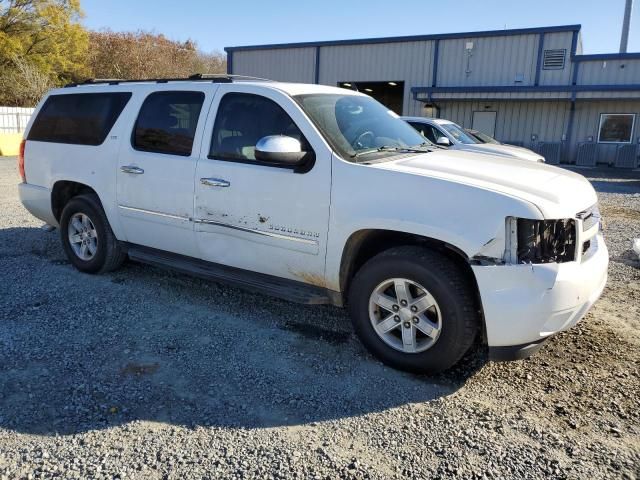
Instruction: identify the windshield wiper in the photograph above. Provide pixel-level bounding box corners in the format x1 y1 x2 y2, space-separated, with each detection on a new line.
411 142 438 151
350 144 433 159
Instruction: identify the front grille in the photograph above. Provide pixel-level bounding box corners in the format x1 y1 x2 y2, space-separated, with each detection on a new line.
517 218 576 264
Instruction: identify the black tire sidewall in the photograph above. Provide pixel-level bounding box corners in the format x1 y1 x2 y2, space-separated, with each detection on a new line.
60 196 109 274
348 251 477 374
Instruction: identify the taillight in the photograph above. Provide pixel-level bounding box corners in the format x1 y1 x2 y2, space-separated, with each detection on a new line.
18 139 26 183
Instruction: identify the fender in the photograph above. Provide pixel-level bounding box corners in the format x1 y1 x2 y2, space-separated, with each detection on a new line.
325 155 542 291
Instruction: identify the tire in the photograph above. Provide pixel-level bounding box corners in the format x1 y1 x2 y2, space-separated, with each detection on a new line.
347 246 479 374
60 194 127 274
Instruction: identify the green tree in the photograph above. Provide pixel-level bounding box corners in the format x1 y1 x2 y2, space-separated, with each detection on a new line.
0 0 88 105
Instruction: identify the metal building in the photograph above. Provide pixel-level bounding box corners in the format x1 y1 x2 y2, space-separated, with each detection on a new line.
226 25 640 167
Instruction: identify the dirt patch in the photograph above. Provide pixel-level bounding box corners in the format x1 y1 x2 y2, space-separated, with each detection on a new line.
601 206 640 221
289 269 327 288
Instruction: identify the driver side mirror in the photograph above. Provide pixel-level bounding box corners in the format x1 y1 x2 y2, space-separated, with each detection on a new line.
254 135 310 167
436 136 451 147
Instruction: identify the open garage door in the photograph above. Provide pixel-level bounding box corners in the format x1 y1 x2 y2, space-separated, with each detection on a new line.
339 81 404 114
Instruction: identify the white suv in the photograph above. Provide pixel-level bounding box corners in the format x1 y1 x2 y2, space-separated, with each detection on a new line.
18 75 608 373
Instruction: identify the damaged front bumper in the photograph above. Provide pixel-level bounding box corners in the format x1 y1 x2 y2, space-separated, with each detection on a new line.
472 232 609 361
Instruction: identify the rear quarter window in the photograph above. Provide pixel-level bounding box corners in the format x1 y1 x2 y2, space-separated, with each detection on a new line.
28 93 132 146
132 91 205 156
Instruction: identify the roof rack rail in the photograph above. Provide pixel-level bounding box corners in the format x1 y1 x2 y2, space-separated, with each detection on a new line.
64 74 273 88
188 73 272 82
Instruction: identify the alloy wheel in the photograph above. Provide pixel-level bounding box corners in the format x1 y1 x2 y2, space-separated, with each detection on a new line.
368 278 442 353
67 212 98 261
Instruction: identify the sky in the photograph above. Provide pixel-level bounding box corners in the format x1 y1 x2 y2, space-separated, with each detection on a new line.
81 0 639 55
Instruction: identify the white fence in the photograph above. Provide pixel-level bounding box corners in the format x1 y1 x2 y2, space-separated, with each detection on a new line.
0 106 35 134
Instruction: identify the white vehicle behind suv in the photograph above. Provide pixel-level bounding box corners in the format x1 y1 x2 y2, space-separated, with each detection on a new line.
402 116 546 163
18 75 608 373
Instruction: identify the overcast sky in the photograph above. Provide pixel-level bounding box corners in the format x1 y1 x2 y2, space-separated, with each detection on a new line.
81 0 639 54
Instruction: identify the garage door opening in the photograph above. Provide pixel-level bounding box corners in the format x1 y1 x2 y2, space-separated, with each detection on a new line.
338 81 404 114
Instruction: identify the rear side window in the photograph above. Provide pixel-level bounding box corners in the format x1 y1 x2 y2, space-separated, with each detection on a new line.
133 91 205 156
28 93 132 146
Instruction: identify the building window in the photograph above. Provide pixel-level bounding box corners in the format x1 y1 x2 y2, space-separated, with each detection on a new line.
597 114 636 144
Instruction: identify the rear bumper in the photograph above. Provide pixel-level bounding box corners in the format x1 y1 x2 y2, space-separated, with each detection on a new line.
473 233 608 351
18 182 57 226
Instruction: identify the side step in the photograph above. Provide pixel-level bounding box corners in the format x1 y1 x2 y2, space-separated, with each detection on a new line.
126 245 335 305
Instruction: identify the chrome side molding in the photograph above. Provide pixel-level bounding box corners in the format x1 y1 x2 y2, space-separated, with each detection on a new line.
194 218 318 245
118 205 317 246
118 205 189 221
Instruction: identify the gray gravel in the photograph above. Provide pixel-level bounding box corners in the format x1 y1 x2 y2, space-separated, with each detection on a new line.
1 157 639 480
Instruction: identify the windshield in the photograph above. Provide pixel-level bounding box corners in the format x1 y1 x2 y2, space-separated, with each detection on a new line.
468 129 500 144
440 123 479 144
294 94 428 160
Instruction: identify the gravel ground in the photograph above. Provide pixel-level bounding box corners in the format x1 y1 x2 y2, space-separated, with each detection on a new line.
0 157 638 480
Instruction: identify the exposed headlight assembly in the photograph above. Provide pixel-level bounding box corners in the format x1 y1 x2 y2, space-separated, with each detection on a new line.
505 217 577 264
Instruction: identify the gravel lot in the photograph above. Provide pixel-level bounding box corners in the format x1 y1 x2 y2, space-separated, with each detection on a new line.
0 157 638 480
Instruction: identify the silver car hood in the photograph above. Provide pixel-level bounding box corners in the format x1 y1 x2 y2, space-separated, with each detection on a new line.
458 143 544 162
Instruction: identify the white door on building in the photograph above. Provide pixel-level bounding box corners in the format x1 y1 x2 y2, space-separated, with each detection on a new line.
472 111 497 137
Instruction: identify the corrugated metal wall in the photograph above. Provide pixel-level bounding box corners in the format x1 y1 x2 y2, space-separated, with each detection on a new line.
577 91 640 99
317 41 434 116
437 34 539 87
231 32 573 93
230 31 586 107
577 59 640 85
231 32 563 116
228 28 639 166
232 48 316 83
538 31 575 86
438 99 640 164
438 100 571 146
570 100 640 164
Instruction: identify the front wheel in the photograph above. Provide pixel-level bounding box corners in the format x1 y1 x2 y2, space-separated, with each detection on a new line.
60 194 126 274
348 246 479 374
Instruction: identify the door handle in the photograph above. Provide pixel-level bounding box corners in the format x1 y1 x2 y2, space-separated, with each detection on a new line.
120 165 145 174
201 178 230 187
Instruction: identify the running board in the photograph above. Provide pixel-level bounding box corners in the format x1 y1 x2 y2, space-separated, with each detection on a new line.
125 245 336 305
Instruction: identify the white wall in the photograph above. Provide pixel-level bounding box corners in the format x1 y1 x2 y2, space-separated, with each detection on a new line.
0 106 35 134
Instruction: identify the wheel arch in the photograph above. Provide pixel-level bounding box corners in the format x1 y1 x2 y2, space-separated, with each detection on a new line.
51 180 100 222
338 229 484 336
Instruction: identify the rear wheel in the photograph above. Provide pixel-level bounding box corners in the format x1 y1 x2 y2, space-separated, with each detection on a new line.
60 194 126 274
348 246 479 374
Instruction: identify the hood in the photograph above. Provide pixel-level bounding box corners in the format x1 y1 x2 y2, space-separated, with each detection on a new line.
461 143 544 162
373 150 597 219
